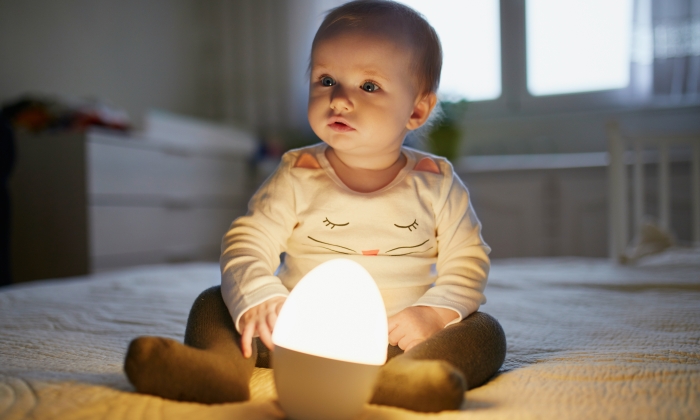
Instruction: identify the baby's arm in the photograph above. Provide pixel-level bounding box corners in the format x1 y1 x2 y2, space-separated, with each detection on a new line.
388 306 459 351
239 296 286 358
395 163 490 350
220 154 298 348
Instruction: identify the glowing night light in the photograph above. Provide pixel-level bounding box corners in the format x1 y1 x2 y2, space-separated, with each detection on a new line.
272 259 388 420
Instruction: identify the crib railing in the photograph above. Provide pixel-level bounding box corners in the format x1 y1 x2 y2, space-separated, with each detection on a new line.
607 122 700 261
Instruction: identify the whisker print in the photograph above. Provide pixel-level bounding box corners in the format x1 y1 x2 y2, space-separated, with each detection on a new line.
387 247 434 256
307 236 356 252
314 246 351 255
385 239 429 253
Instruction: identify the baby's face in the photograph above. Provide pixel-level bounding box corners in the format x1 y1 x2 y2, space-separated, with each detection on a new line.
308 31 421 159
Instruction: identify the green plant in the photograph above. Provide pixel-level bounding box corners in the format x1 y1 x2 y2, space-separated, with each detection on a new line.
427 99 468 162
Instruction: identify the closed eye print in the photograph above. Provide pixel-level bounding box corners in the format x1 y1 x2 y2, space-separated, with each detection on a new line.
323 217 349 229
394 219 419 232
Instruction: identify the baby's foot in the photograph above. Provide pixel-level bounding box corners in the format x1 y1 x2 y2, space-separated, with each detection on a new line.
124 336 252 404
370 357 467 412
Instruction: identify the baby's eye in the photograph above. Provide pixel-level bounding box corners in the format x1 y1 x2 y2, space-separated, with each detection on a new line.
361 81 380 92
321 76 336 87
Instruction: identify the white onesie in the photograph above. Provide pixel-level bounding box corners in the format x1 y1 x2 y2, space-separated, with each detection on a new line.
220 143 491 332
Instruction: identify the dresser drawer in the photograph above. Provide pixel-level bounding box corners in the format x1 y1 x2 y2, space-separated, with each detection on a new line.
11 129 256 282
89 205 242 257
87 141 248 199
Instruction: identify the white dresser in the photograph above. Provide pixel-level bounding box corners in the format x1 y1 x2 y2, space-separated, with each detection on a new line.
10 128 255 282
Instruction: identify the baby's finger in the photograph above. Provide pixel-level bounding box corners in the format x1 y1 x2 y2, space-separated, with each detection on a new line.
241 322 255 358
397 335 413 350
274 299 286 315
258 323 274 351
403 338 422 352
388 328 403 347
387 318 399 334
266 311 278 336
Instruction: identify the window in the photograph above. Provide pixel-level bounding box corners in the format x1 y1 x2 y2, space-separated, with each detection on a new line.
399 0 501 101
526 0 635 96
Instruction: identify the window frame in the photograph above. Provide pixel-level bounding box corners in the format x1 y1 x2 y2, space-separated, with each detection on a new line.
464 0 655 121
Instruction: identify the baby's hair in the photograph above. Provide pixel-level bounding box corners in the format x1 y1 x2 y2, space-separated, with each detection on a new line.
311 0 442 95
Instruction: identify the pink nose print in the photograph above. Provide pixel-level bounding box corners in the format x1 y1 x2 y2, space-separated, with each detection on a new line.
362 250 379 256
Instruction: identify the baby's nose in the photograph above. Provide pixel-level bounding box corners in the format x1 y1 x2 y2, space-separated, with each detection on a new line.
329 85 353 111
362 250 379 256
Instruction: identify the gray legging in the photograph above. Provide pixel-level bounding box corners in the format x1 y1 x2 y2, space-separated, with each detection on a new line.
125 285 506 412
185 286 505 385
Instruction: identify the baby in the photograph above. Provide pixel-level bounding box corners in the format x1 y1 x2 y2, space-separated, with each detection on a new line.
125 0 506 413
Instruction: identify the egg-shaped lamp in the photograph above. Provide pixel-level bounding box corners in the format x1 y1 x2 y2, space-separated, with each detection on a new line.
272 258 388 420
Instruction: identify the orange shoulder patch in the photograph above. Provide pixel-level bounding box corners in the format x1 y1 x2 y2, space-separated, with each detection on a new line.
414 157 441 174
294 152 321 169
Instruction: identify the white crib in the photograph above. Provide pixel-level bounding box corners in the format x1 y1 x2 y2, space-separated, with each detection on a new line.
607 122 700 261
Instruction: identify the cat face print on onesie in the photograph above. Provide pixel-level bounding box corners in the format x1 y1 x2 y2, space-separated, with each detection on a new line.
278 144 446 304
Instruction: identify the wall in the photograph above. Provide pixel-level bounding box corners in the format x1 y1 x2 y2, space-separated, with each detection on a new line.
461 105 700 156
0 0 228 128
460 166 609 258
0 0 343 133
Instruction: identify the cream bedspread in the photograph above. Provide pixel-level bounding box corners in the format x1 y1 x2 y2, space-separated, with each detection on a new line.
1 257 698 419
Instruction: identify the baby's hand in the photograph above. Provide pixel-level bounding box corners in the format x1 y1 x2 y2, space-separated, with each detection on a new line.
388 306 459 351
239 296 287 358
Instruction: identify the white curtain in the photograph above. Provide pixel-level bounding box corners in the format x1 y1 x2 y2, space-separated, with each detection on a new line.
220 0 345 134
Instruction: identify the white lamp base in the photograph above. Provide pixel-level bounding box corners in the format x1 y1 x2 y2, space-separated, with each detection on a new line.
273 345 381 420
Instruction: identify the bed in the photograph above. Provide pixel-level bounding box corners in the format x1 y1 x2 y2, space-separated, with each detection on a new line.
1 256 699 420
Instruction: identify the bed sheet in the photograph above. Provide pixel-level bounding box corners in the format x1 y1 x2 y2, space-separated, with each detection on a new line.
1 257 698 419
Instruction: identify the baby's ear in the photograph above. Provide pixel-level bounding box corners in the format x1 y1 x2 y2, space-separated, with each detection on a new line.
294 152 322 169
414 157 441 174
406 92 438 131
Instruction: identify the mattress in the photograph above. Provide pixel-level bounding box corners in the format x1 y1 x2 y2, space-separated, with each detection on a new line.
1 256 698 419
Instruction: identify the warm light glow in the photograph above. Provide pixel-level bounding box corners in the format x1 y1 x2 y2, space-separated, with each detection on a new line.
272 259 388 365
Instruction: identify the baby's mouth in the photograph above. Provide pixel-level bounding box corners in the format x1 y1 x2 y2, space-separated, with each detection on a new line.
328 121 355 132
